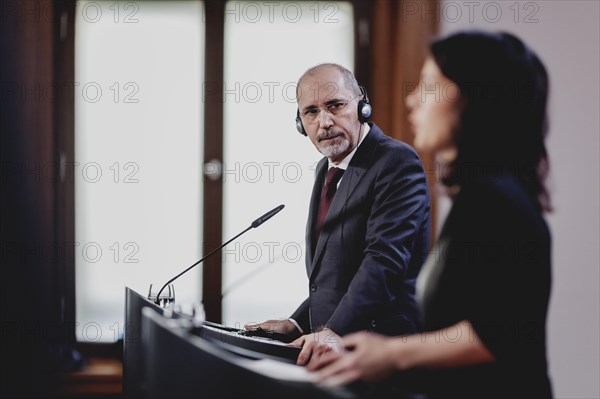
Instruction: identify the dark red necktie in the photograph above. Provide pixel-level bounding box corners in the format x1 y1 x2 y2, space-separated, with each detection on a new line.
314 167 345 246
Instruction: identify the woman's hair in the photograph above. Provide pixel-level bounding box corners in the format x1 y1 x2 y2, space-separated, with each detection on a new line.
431 31 551 211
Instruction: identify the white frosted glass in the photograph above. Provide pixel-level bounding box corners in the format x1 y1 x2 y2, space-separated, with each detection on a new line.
75 1 204 342
222 1 354 327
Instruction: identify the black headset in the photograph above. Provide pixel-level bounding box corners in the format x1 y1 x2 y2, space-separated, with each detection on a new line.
295 85 373 136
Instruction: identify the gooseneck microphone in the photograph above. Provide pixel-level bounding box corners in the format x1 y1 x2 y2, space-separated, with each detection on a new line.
153 204 285 304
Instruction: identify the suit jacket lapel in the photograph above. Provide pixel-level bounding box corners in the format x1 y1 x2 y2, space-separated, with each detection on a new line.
309 124 383 278
306 158 328 270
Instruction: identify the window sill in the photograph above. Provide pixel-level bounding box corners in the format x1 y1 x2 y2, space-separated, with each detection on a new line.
59 357 122 397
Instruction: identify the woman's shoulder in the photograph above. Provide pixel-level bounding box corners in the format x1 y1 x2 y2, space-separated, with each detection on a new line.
459 174 535 211
452 173 549 237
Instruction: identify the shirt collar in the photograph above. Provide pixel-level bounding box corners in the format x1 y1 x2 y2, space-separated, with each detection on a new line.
328 123 370 170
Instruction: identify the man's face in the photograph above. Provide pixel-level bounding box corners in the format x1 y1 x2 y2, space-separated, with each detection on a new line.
297 68 362 163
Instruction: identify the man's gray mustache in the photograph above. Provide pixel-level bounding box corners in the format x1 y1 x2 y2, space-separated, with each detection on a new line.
317 131 345 142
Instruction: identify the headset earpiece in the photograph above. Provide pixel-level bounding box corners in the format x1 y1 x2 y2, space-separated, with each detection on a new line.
357 86 372 124
295 109 307 136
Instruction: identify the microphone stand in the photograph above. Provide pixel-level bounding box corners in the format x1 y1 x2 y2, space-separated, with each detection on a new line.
152 204 285 305
154 226 252 304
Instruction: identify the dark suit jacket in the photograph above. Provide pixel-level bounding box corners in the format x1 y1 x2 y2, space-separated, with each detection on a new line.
290 123 430 336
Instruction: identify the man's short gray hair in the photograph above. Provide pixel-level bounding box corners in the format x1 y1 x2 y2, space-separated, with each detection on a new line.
296 63 361 102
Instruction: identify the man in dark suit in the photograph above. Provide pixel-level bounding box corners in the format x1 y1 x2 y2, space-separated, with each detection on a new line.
246 64 430 365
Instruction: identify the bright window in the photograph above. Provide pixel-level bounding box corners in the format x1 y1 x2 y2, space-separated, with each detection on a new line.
75 1 204 342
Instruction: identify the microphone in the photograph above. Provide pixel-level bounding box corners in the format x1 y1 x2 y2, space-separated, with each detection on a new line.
153 204 285 304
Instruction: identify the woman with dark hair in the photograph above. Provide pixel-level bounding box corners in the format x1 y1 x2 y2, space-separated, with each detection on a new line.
308 31 553 398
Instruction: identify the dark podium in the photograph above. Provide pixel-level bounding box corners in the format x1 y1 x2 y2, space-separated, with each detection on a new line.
124 287 354 399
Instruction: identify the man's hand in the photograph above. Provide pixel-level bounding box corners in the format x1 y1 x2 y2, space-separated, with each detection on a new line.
292 328 342 366
244 319 302 339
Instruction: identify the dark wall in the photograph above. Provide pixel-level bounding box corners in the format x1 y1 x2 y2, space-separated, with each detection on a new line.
1 1 75 396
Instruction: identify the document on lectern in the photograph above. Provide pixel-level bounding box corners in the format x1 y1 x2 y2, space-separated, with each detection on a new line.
250 358 318 382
